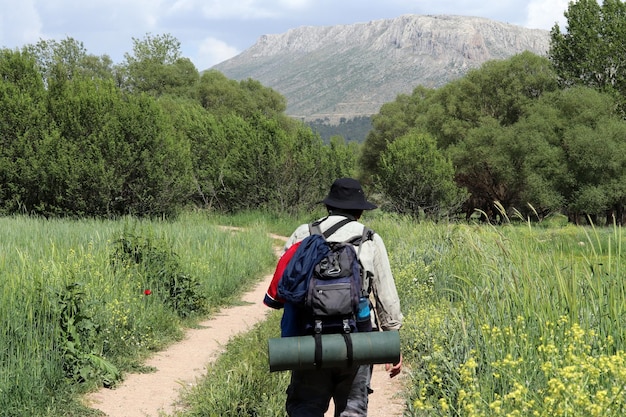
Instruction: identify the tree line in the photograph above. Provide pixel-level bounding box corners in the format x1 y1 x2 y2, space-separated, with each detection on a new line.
1 0 625 223
0 34 358 217
363 0 626 224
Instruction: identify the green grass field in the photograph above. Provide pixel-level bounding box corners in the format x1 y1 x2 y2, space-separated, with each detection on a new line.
2 212 625 416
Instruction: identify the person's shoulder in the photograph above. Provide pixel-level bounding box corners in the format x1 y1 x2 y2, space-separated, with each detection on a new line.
285 223 311 249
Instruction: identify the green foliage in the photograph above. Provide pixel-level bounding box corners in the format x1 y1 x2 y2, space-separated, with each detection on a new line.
377 217 626 416
0 49 48 214
39 74 195 217
307 116 372 143
361 87 434 181
8 26 626 223
196 70 286 118
360 53 562 218
111 231 208 318
376 131 467 217
7 211 626 416
527 87 626 220
56 282 120 386
121 33 199 97
0 213 277 416
324 135 360 179
22 37 115 83
360 48 626 222
550 0 626 114
175 312 290 417
0 36 359 218
160 92 354 213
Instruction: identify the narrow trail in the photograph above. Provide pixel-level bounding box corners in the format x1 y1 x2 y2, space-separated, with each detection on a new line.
84 233 406 417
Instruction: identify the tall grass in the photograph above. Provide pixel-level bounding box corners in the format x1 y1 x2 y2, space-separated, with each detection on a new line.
386 218 626 416
174 311 291 417
0 213 277 417
130 212 626 417
6 211 624 416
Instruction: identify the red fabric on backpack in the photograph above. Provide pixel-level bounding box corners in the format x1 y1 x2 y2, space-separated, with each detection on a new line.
263 241 302 309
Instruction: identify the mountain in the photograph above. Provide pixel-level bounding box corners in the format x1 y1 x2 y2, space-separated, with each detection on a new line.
212 14 550 124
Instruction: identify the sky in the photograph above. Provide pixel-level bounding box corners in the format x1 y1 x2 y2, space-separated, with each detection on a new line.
0 0 570 71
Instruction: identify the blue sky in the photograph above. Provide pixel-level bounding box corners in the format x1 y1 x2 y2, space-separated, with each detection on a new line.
0 0 569 70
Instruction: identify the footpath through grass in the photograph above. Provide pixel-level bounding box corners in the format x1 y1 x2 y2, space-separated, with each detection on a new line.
0 212 277 417
174 212 626 417
3 210 626 416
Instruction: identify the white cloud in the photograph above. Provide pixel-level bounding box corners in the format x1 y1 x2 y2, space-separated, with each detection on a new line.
0 0 43 48
526 0 569 30
276 0 311 9
184 0 277 19
194 37 240 68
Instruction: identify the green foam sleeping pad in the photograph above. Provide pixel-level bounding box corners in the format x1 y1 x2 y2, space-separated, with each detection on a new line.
268 330 400 372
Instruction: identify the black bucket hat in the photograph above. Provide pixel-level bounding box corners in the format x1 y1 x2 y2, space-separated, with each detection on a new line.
322 178 378 210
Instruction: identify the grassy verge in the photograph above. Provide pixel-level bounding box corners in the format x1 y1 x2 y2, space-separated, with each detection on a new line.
173 213 626 417
0 212 277 417
383 218 626 416
5 210 626 416
174 311 290 417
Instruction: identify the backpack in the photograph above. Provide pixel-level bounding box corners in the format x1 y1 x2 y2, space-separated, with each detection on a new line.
278 217 374 336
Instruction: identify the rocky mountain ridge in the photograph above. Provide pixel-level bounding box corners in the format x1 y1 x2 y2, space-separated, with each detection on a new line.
213 14 550 123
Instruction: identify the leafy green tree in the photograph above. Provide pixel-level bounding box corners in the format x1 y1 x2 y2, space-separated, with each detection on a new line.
195 70 285 119
239 78 286 117
376 131 466 217
157 96 221 208
508 100 568 216
263 120 328 213
0 49 50 214
25 70 194 217
545 87 626 223
22 37 115 83
360 86 434 182
550 0 626 114
325 135 360 179
449 85 626 222
121 33 199 97
429 52 558 149
361 52 559 219
447 119 523 220
111 92 195 216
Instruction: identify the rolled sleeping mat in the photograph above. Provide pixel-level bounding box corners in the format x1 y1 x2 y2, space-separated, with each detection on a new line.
268 330 400 372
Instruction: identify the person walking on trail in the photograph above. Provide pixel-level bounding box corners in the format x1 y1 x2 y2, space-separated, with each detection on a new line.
264 177 403 417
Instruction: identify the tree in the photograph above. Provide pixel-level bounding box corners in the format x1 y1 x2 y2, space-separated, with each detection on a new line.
550 0 626 114
195 70 285 119
429 51 558 149
360 52 559 219
0 50 48 214
548 87 626 223
22 37 115 83
360 86 434 182
121 33 199 97
448 119 524 221
376 131 466 217
508 100 568 217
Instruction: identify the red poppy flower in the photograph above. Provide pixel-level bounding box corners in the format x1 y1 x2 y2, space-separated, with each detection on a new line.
144 289 152 296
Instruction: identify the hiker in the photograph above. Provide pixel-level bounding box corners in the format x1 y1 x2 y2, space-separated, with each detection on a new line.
264 177 403 417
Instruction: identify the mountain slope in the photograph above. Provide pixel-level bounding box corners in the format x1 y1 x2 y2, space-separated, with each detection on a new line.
213 14 550 123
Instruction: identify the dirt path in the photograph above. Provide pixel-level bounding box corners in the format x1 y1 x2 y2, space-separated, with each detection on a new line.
85 235 406 417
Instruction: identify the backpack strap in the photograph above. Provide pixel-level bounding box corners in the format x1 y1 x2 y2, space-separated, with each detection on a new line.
352 226 374 257
313 331 354 369
310 218 374 256
309 217 353 239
